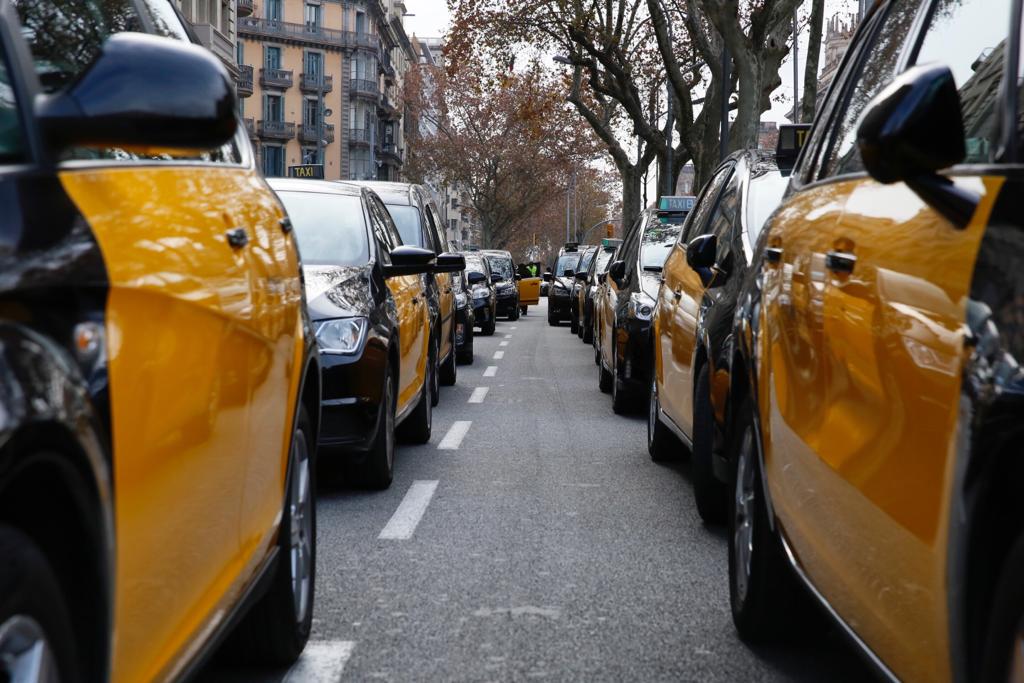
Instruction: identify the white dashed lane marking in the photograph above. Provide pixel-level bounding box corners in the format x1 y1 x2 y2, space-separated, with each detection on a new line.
438 421 472 450
499 341 509 347
504 334 512 339
484 366 498 377
468 387 489 403
378 481 439 540
282 640 356 682
493 351 504 359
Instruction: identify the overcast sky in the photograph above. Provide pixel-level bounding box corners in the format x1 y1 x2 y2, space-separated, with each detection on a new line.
403 0 450 39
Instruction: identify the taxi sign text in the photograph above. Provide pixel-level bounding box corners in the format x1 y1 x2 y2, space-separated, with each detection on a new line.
288 164 325 179
658 195 696 212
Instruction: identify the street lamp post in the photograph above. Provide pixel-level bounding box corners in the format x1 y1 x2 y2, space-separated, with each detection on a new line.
661 0 673 198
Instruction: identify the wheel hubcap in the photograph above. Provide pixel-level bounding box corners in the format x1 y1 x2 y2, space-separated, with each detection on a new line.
733 426 756 605
0 615 60 683
289 429 312 625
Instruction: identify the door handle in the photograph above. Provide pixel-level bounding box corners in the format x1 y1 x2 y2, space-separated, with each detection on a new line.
764 246 783 263
279 216 293 234
825 250 856 274
226 227 249 249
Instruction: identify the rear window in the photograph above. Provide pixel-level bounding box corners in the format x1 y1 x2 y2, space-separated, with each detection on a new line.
275 191 370 267
554 253 580 275
486 256 513 281
384 204 423 247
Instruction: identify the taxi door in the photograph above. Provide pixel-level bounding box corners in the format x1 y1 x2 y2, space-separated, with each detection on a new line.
602 220 640 369
425 201 454 360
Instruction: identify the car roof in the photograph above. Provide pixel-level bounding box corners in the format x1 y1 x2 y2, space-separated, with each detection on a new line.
348 180 420 206
269 178 363 197
481 249 512 258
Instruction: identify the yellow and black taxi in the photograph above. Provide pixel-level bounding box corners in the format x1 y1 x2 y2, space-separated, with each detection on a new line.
649 149 790 523
544 243 583 325
598 198 691 413
482 249 520 321
462 251 497 335
516 261 542 314
270 179 462 489
451 269 475 363
353 181 462 396
724 1 1024 680
581 239 620 345
0 1 322 681
568 245 598 336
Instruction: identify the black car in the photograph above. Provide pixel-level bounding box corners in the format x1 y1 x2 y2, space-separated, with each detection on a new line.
482 249 521 320
578 240 619 344
599 199 690 412
569 245 598 335
452 270 475 363
545 244 583 325
463 252 498 335
272 179 463 488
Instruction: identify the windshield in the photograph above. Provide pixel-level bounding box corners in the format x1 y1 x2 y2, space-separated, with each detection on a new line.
578 249 596 273
275 191 369 266
555 253 581 276
464 255 488 277
640 222 683 270
385 204 424 247
485 256 513 281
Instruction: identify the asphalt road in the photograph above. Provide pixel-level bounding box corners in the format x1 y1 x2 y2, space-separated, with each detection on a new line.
200 298 873 682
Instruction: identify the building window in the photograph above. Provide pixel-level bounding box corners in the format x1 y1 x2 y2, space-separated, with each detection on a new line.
450 197 457 209
355 10 366 33
350 148 372 180
450 218 457 232
304 51 322 79
305 2 321 30
265 0 282 21
303 97 319 128
264 46 281 69
263 145 285 177
220 0 230 34
301 146 320 164
264 93 283 122
236 40 244 64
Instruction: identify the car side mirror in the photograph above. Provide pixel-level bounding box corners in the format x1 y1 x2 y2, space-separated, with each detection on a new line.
37 33 236 151
563 269 575 278
543 271 553 282
686 234 719 288
433 252 465 273
574 271 588 281
598 272 607 284
467 271 486 285
383 245 436 277
607 260 626 285
490 273 502 283
857 63 977 228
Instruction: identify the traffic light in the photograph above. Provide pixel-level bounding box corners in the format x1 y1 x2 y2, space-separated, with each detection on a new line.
605 223 614 238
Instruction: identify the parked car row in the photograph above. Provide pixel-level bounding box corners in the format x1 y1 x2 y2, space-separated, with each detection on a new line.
566 0 1024 678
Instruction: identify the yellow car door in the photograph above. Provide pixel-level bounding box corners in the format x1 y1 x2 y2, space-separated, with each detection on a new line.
424 202 454 360
518 276 541 306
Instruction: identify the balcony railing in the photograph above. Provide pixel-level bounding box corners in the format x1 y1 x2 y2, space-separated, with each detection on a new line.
237 0 255 16
239 17 380 51
300 123 335 144
244 118 256 137
237 64 253 97
257 120 296 140
300 73 334 93
379 142 403 163
378 94 400 117
260 68 293 89
347 127 372 145
350 79 378 97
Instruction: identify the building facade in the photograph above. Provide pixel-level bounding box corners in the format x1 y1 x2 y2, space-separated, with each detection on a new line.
177 0 241 79
235 0 413 180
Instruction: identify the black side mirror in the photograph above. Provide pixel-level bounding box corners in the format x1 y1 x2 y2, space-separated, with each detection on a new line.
384 245 436 277
607 260 626 284
857 63 977 228
598 272 607 284
433 252 465 273
467 271 486 285
514 274 522 281
563 269 575 278
37 33 236 151
490 273 502 283
543 271 553 282
686 234 718 287
574 271 588 281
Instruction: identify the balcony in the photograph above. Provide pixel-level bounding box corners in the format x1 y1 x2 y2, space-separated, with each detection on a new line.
379 142 403 164
238 17 380 51
257 120 296 140
350 78 378 98
237 64 253 97
237 0 254 16
300 73 334 93
347 127 372 146
244 118 256 138
300 123 335 144
378 94 400 118
260 68 293 89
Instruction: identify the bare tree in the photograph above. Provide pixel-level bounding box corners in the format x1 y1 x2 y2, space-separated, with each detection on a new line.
801 0 825 122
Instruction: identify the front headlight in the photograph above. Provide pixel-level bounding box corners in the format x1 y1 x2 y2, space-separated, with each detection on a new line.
472 286 490 299
498 284 515 294
629 292 655 321
315 317 367 354
456 292 468 309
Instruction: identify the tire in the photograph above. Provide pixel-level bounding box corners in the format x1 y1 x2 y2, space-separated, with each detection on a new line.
611 341 631 415
647 376 678 461
582 316 593 343
357 365 396 490
981 533 1024 682
570 312 579 335
0 524 80 683
693 364 727 524
728 398 807 643
598 352 613 393
548 314 558 326
230 406 316 665
397 359 432 444
510 304 520 321
439 329 457 387
428 338 440 407
482 313 496 336
457 323 474 365
520 306 527 315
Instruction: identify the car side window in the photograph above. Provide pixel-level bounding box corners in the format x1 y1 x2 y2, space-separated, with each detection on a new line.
703 174 741 266
420 201 442 252
818 0 927 179
912 0 1010 164
683 165 733 243
0 49 24 164
428 204 448 251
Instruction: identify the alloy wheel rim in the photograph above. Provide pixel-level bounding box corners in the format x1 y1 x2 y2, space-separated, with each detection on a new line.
733 426 756 605
0 615 60 683
289 429 312 625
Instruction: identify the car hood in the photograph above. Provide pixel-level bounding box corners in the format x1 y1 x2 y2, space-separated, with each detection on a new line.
554 276 575 290
303 264 373 320
640 271 662 299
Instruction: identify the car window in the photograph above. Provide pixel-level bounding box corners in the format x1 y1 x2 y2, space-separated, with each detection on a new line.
419 198 443 252
745 172 788 244
819 0 927 178
275 191 370 267
0 50 24 164
594 249 615 274
554 253 580 275
486 256 513 280
384 203 423 247
912 0 1009 164
464 255 488 277
577 249 597 273
640 222 684 270
368 195 402 263
684 165 734 243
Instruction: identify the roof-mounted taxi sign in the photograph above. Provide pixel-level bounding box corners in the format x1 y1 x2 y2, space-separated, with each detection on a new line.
563 242 580 252
776 123 811 169
658 195 696 213
601 238 622 249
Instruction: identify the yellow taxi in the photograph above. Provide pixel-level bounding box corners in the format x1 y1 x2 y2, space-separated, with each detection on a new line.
725 1 1024 681
0 2 320 681
517 261 542 314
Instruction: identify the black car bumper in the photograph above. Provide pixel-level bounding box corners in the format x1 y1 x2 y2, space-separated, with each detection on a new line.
618 318 653 394
495 291 518 316
472 298 493 326
318 343 387 454
548 291 572 319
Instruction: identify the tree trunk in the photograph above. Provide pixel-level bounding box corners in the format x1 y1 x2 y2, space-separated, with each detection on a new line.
801 0 825 122
621 165 642 233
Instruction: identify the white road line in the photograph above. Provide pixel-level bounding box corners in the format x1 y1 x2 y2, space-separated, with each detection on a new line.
484 366 498 377
509 326 517 329
504 334 512 339
499 341 509 347
438 421 472 450
493 351 504 359
378 481 440 539
468 387 489 403
283 640 356 682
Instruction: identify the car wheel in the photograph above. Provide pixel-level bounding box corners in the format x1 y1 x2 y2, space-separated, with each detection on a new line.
520 306 527 315
439 330 457 387
693 364 727 524
582 317 593 344
230 406 315 664
482 318 496 336
358 364 396 489
598 348 612 393
728 398 805 643
429 338 440 407
397 358 432 444
611 341 631 415
0 524 80 683
647 376 678 461
570 313 579 335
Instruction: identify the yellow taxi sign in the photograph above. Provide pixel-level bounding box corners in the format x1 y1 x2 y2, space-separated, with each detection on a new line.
288 164 324 179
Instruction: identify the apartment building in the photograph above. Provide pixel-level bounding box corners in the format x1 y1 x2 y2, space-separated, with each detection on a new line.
236 0 414 180
177 0 241 79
